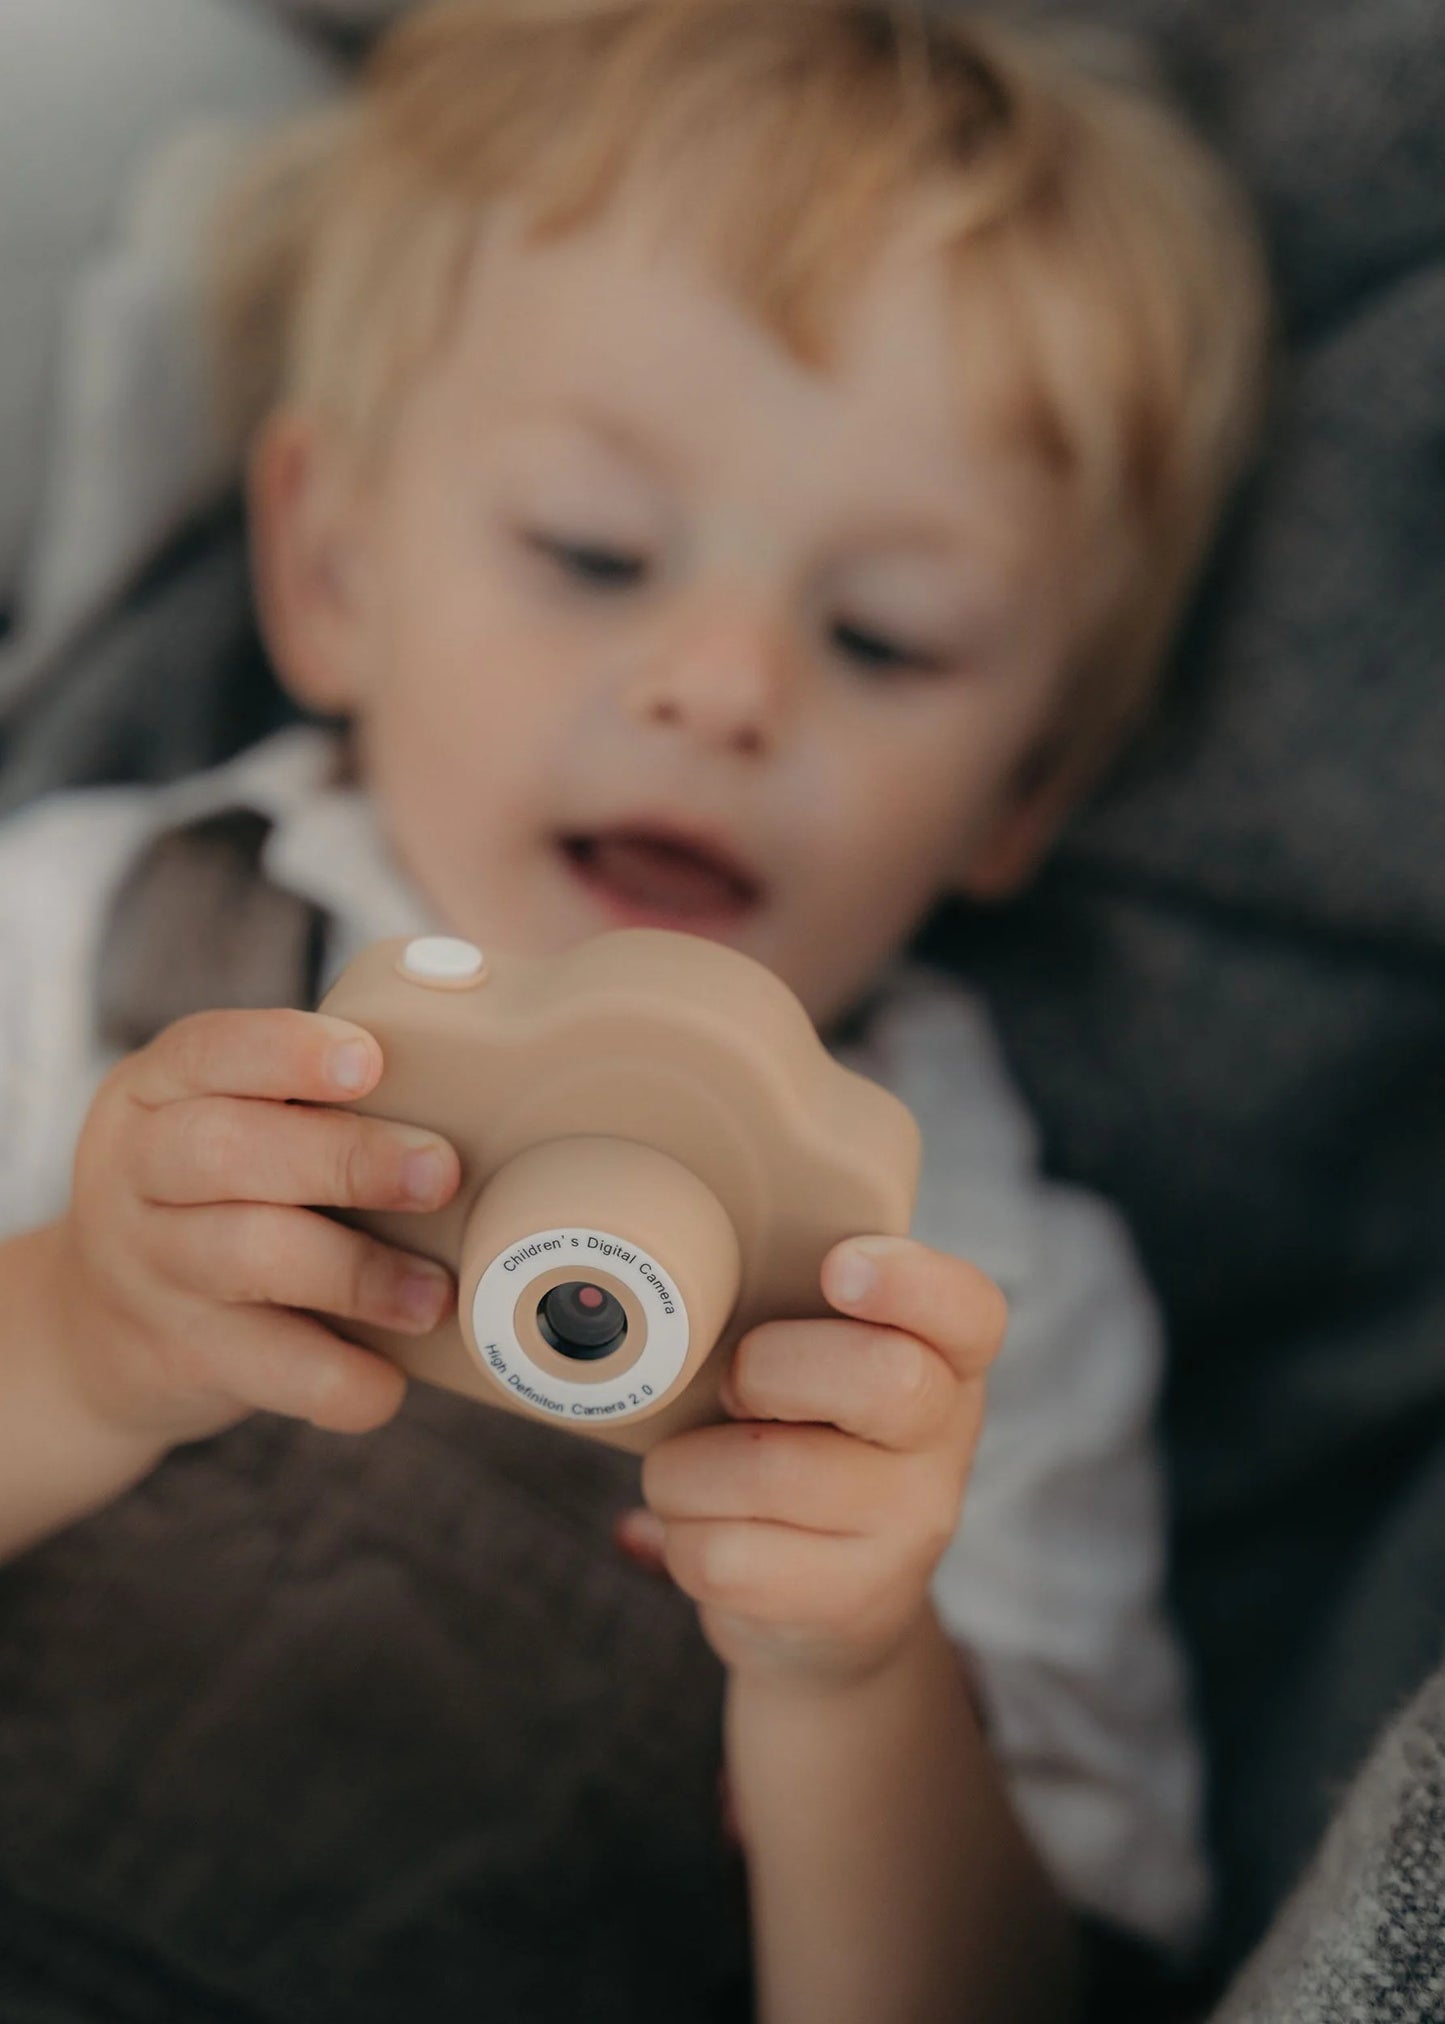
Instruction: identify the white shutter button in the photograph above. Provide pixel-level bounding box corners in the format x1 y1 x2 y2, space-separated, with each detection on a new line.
398 936 488 988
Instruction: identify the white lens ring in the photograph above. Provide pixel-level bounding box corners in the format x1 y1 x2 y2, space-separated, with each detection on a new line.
469 1225 691 1425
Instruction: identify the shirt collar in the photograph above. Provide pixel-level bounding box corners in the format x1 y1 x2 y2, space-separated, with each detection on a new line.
173 726 444 991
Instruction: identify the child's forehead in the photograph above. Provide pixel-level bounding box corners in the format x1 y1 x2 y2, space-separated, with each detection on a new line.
435 192 1065 521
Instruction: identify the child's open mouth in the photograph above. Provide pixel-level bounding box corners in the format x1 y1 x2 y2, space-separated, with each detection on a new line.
559 826 763 927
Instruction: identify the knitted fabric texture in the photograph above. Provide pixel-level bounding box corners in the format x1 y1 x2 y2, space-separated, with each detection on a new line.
1213 1655 1445 2023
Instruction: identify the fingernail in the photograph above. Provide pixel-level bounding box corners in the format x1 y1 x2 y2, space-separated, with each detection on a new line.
829 1243 879 1306
400 1144 451 1206
329 1040 374 1092
399 1265 451 1326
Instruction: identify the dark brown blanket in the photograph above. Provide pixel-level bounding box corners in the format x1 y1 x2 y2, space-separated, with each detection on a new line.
0 1396 748 2023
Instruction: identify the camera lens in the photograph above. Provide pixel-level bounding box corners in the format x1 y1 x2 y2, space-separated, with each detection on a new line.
536 1281 629 1362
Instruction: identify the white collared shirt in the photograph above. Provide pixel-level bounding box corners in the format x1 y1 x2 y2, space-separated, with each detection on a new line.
0 726 1209 1950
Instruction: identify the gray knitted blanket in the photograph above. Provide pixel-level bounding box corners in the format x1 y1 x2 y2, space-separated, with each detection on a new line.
1214 1658 1445 2024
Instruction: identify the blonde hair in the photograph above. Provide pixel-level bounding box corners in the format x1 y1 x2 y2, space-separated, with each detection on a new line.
211 0 1270 786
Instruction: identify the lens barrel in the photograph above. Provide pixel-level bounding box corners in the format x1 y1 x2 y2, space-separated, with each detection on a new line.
536 1281 629 1361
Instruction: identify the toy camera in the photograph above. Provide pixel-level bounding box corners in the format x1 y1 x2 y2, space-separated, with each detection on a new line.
318 930 920 1453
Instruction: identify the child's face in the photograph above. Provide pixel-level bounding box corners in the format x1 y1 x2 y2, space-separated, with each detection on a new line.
259 195 1093 1028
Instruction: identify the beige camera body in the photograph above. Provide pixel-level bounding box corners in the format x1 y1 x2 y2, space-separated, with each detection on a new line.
319 931 920 1453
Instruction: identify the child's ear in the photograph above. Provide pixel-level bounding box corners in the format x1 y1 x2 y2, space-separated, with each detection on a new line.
246 410 371 715
951 752 1081 902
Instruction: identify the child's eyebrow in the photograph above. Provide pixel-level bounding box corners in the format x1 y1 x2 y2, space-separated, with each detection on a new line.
501 400 1049 581
514 399 679 484
827 492 1040 576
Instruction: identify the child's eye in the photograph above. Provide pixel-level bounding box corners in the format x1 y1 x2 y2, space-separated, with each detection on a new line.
832 618 948 678
527 532 649 590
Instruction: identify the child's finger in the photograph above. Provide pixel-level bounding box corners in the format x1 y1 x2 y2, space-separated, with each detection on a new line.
614 1507 669 1574
721 1315 961 1452
821 1236 1009 1382
131 1095 458 1213
126 1008 383 1110
153 1201 455 1337
643 1419 910 1536
214 1303 407 1433
657 1516 884 1631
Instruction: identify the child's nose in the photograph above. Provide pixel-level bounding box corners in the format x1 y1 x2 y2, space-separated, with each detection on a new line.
621 595 794 758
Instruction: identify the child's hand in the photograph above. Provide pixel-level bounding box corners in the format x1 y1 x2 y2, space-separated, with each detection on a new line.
53 1008 460 1448
622 1237 1007 1688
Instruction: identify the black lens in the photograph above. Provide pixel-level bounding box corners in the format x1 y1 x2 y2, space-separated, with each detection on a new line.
537 1282 628 1362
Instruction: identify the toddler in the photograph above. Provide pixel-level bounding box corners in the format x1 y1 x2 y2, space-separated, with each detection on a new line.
0 4 1268 2019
